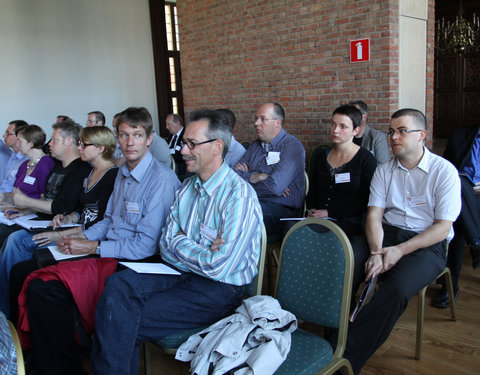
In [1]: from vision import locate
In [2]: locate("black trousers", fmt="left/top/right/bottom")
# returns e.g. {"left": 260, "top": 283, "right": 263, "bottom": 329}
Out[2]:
{"left": 27, "top": 279, "right": 88, "bottom": 375}
{"left": 344, "top": 224, "right": 446, "bottom": 374}
{"left": 444, "top": 176, "right": 480, "bottom": 288}
{"left": 9, "top": 259, "right": 38, "bottom": 326}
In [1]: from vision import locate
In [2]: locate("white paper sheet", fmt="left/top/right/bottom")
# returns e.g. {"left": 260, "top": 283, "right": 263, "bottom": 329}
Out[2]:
{"left": 119, "top": 262, "right": 181, "bottom": 275}
{"left": 48, "top": 245, "right": 87, "bottom": 261}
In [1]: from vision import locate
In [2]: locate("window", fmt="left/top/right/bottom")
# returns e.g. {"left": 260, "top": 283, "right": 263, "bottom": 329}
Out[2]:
{"left": 165, "top": 2, "right": 183, "bottom": 116}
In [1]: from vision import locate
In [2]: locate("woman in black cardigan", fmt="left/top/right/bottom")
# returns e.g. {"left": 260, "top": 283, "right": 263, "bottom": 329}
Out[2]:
{"left": 307, "top": 105, "right": 378, "bottom": 237}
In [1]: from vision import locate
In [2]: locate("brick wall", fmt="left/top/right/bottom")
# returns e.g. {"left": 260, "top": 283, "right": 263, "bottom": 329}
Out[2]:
{"left": 177, "top": 0, "right": 432, "bottom": 158}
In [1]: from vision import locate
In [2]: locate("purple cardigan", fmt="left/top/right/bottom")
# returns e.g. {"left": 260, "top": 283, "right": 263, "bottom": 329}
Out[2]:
{"left": 14, "top": 156, "right": 55, "bottom": 199}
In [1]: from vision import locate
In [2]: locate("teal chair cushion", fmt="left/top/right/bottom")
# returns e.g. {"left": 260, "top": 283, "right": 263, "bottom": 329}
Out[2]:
{"left": 275, "top": 328, "right": 333, "bottom": 375}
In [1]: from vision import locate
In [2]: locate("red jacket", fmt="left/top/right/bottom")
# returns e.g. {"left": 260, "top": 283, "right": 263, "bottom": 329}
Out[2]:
{"left": 17, "top": 257, "right": 118, "bottom": 349}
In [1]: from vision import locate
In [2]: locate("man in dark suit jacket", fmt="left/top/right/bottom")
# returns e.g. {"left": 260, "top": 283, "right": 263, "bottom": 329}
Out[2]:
{"left": 434, "top": 123, "right": 480, "bottom": 308}
{"left": 165, "top": 114, "right": 187, "bottom": 178}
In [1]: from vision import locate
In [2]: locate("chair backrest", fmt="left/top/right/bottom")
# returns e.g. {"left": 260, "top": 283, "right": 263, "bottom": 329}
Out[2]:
{"left": 274, "top": 218, "right": 353, "bottom": 355}
{"left": 302, "top": 170, "right": 310, "bottom": 216}
{"left": 245, "top": 223, "right": 267, "bottom": 297}
{"left": 241, "top": 141, "right": 251, "bottom": 149}
{"left": 8, "top": 320, "right": 25, "bottom": 375}
{"left": 307, "top": 143, "right": 332, "bottom": 179}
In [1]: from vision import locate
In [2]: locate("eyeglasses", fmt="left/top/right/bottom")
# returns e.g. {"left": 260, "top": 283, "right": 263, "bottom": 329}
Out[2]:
{"left": 386, "top": 129, "right": 423, "bottom": 137}
{"left": 253, "top": 116, "right": 278, "bottom": 123}
{"left": 4, "top": 131, "right": 15, "bottom": 136}
{"left": 182, "top": 138, "right": 218, "bottom": 150}
{"left": 79, "top": 141, "right": 95, "bottom": 149}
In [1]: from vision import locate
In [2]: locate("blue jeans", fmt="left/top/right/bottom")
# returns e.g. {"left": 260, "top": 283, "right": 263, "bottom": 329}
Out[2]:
{"left": 0, "top": 229, "right": 38, "bottom": 317}
{"left": 259, "top": 199, "right": 295, "bottom": 237}
{"left": 91, "top": 269, "right": 244, "bottom": 375}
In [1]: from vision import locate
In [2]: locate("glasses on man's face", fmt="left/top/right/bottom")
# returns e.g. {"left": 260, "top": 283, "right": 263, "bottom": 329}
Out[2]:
{"left": 4, "top": 131, "right": 15, "bottom": 136}
{"left": 253, "top": 116, "right": 277, "bottom": 124}
{"left": 79, "top": 141, "right": 95, "bottom": 149}
{"left": 182, "top": 138, "right": 218, "bottom": 150}
{"left": 386, "top": 129, "right": 423, "bottom": 137}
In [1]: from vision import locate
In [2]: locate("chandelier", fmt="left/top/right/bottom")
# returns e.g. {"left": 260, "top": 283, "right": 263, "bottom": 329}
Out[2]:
{"left": 436, "top": 2, "right": 480, "bottom": 55}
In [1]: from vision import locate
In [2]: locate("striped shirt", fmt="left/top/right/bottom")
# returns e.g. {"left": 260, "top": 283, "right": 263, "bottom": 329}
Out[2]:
{"left": 160, "top": 163, "right": 263, "bottom": 286}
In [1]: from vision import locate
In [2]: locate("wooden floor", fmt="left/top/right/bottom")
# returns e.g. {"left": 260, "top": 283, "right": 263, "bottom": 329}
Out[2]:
{"left": 142, "top": 250, "right": 480, "bottom": 375}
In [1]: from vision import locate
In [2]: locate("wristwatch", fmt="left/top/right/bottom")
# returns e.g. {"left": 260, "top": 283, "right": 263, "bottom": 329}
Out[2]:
{"left": 95, "top": 241, "right": 101, "bottom": 255}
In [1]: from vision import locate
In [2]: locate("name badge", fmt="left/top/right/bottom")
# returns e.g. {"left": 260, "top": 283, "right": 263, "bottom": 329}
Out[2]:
{"left": 266, "top": 151, "right": 280, "bottom": 165}
{"left": 200, "top": 223, "right": 218, "bottom": 242}
{"left": 335, "top": 172, "right": 351, "bottom": 184}
{"left": 126, "top": 201, "right": 140, "bottom": 213}
{"left": 407, "top": 196, "right": 427, "bottom": 207}
{"left": 170, "top": 148, "right": 176, "bottom": 154}
{"left": 23, "top": 176, "right": 36, "bottom": 185}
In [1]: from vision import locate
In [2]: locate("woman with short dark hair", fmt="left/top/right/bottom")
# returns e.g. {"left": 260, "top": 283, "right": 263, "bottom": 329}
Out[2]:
{"left": 13, "top": 125, "right": 54, "bottom": 199}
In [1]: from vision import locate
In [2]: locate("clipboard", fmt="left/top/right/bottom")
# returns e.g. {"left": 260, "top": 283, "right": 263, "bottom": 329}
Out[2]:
{"left": 350, "top": 276, "right": 378, "bottom": 323}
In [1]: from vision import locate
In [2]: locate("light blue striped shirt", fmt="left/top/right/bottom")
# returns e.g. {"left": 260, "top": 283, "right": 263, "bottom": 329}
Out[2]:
{"left": 160, "top": 163, "right": 263, "bottom": 286}
{"left": 0, "top": 150, "right": 28, "bottom": 193}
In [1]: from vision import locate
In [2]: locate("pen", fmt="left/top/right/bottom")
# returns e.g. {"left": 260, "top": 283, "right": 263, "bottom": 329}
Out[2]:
{"left": 7, "top": 211, "right": 19, "bottom": 214}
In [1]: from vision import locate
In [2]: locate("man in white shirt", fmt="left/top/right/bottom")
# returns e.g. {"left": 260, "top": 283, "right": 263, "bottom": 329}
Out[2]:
{"left": 341, "top": 108, "right": 461, "bottom": 373}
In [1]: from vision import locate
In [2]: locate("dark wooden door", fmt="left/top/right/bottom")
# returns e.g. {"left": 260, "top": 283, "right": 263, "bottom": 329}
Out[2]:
{"left": 434, "top": 0, "right": 480, "bottom": 137}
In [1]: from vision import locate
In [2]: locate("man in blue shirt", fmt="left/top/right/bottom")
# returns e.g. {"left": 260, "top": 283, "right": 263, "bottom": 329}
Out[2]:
{"left": 235, "top": 102, "right": 305, "bottom": 236}
{"left": 91, "top": 109, "right": 263, "bottom": 375}
{"left": 24, "top": 107, "right": 180, "bottom": 374}
{"left": 0, "top": 120, "right": 29, "bottom": 202}
{"left": 217, "top": 108, "right": 246, "bottom": 167}
{"left": 433, "top": 123, "right": 480, "bottom": 308}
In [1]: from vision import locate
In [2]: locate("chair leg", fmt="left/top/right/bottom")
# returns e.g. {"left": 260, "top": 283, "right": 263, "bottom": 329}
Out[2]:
{"left": 443, "top": 268, "right": 457, "bottom": 322}
{"left": 415, "top": 286, "right": 427, "bottom": 360}
{"left": 266, "top": 242, "right": 280, "bottom": 295}
{"left": 143, "top": 342, "right": 152, "bottom": 375}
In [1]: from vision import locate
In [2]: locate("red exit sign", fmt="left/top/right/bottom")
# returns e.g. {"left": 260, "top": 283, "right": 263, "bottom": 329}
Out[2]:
{"left": 350, "top": 38, "right": 370, "bottom": 63}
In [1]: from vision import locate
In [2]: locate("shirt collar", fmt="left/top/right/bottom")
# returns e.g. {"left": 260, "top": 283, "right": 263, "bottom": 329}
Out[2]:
{"left": 262, "top": 128, "right": 286, "bottom": 151}
{"left": 394, "top": 146, "right": 430, "bottom": 173}
{"left": 120, "top": 151, "right": 153, "bottom": 182}
{"left": 14, "top": 151, "right": 25, "bottom": 160}
{"left": 194, "top": 162, "right": 229, "bottom": 197}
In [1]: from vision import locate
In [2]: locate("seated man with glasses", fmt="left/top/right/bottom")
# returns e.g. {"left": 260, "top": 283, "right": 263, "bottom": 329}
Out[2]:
{"left": 335, "top": 108, "right": 461, "bottom": 374}
{"left": 90, "top": 109, "right": 263, "bottom": 374}
{"left": 234, "top": 102, "right": 305, "bottom": 236}
{"left": 0, "top": 120, "right": 29, "bottom": 204}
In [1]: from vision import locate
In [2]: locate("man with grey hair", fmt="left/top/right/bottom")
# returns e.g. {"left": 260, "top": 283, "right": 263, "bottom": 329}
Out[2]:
{"left": 86, "top": 111, "right": 106, "bottom": 127}
{"left": 349, "top": 100, "right": 390, "bottom": 164}
{"left": 235, "top": 102, "right": 305, "bottom": 237}
{"left": 340, "top": 108, "right": 461, "bottom": 373}
{"left": 91, "top": 109, "right": 263, "bottom": 374}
